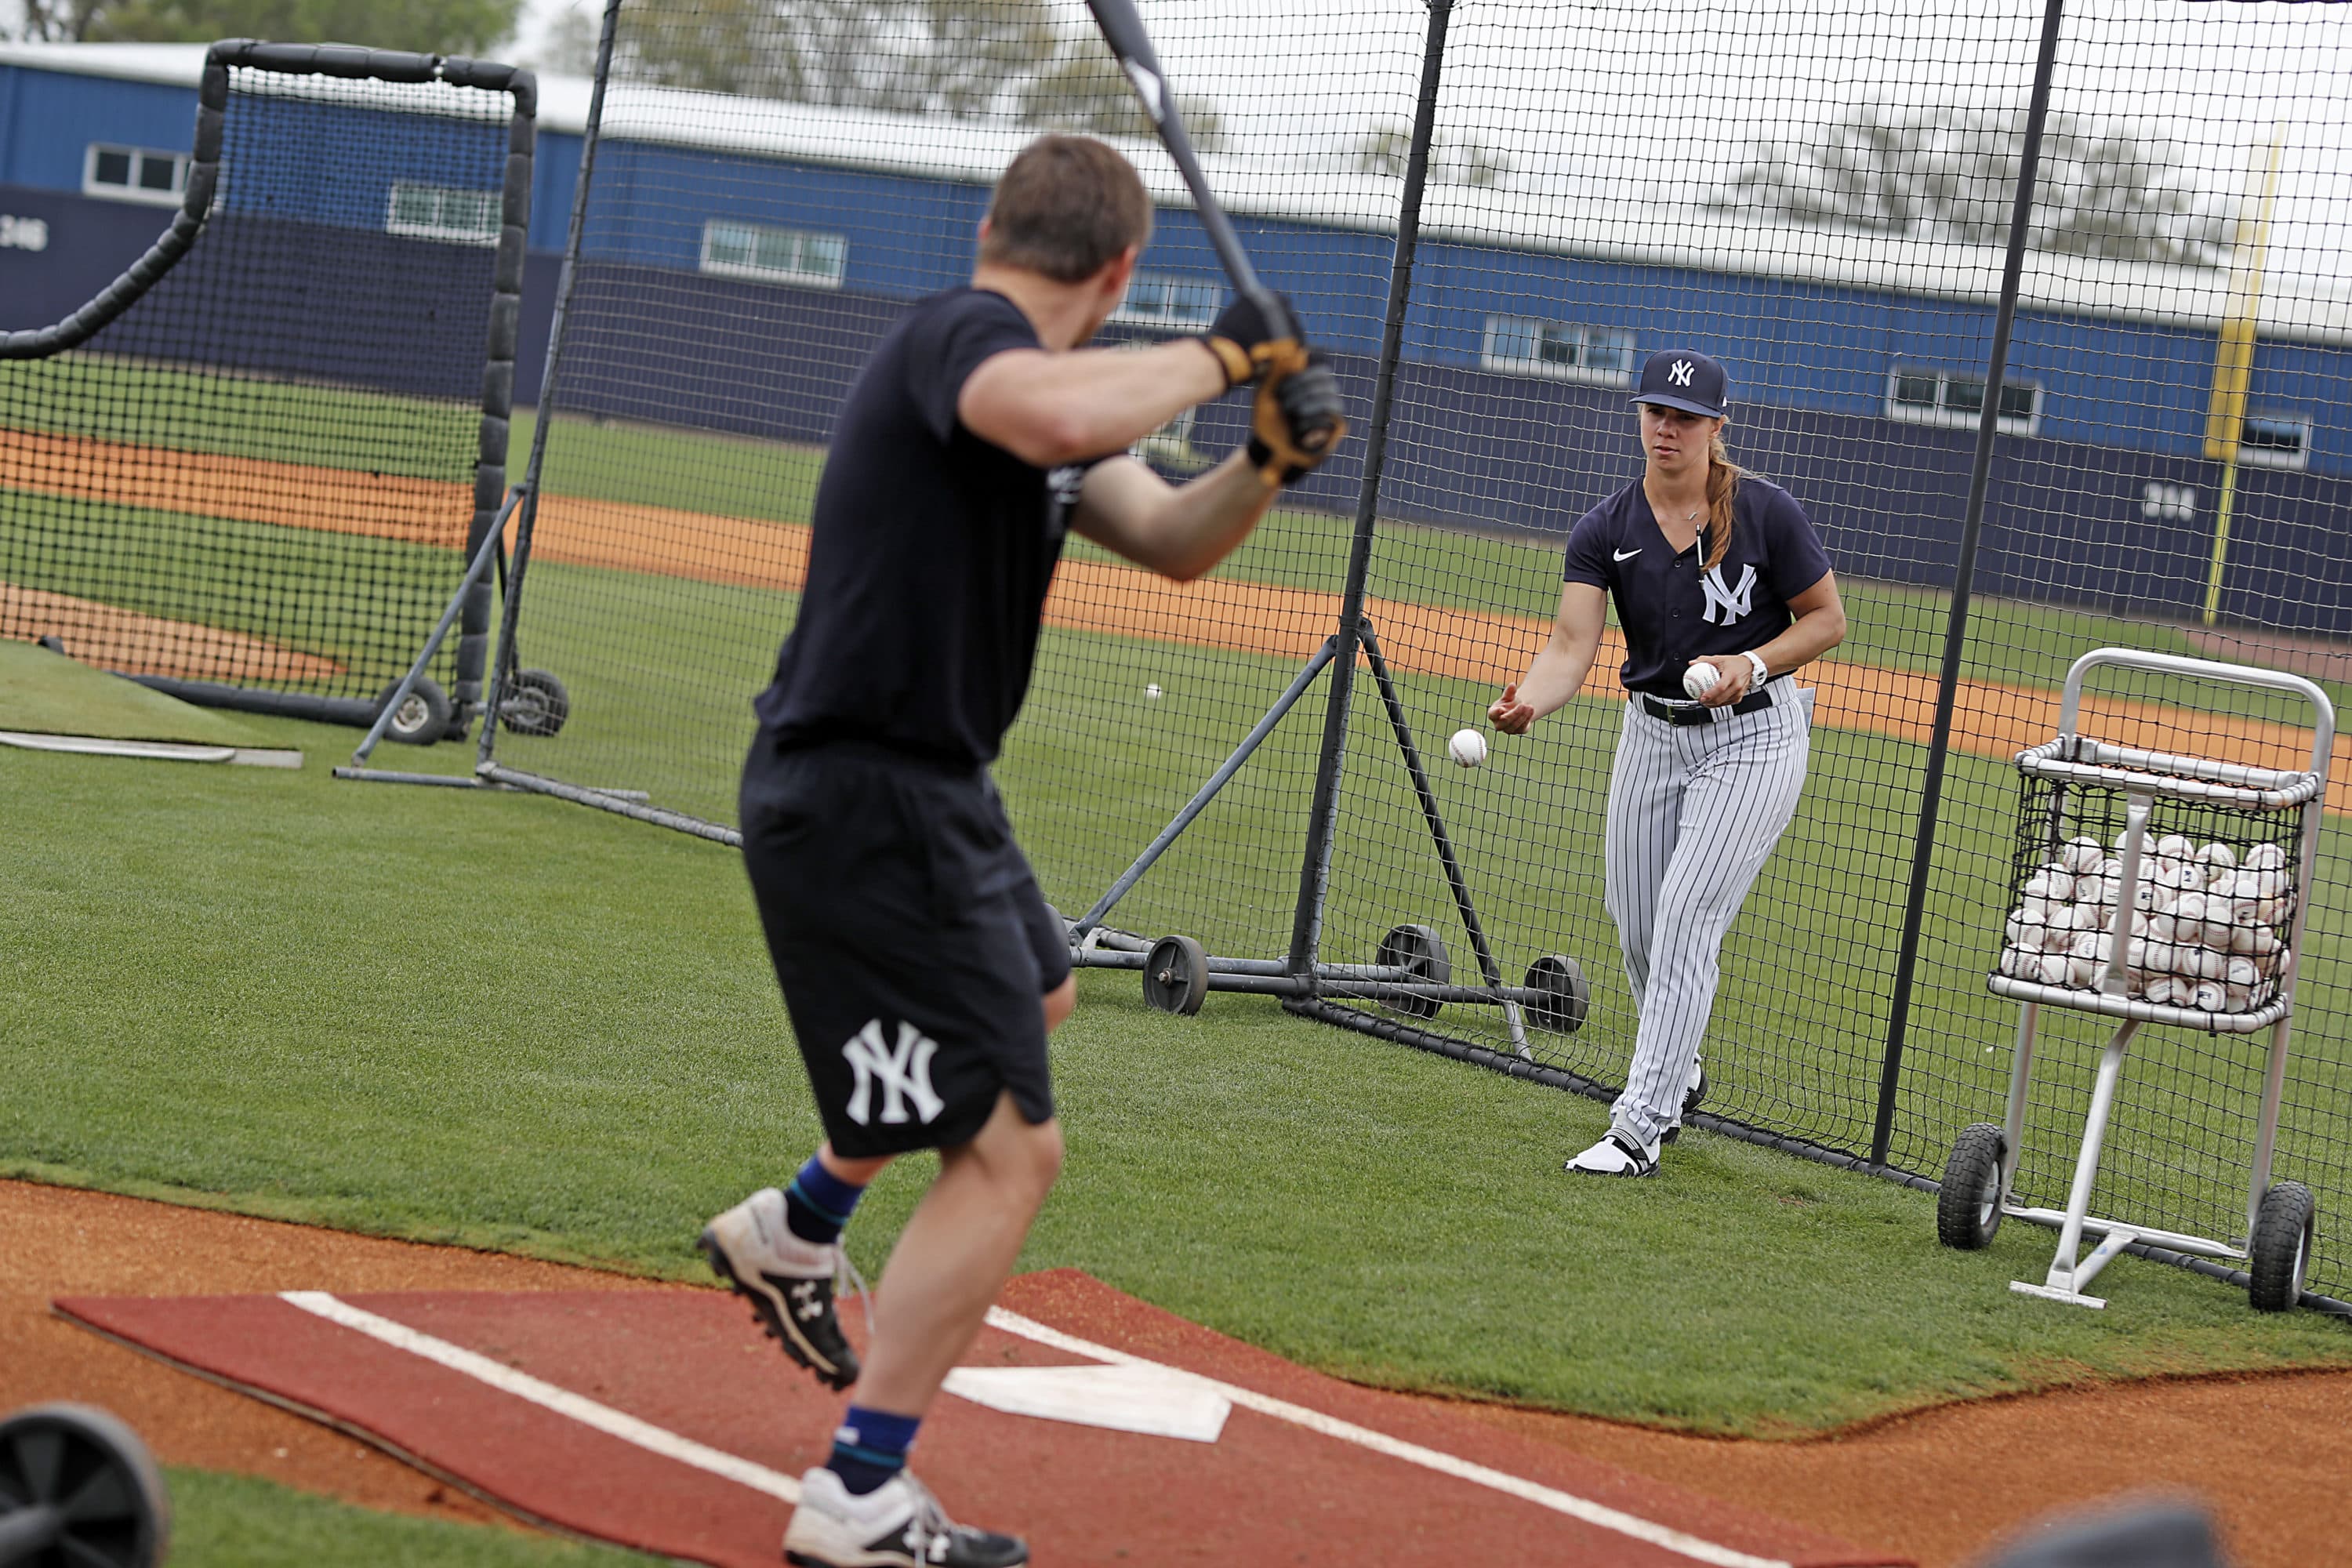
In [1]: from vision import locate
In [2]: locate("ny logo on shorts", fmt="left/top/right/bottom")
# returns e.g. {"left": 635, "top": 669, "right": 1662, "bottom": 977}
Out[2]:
{"left": 842, "top": 1018, "right": 946, "bottom": 1126}
{"left": 1698, "top": 563, "right": 1758, "bottom": 625}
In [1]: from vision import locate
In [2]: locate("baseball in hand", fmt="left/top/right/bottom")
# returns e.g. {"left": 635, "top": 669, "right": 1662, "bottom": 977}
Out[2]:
{"left": 1448, "top": 728, "right": 1488, "bottom": 768}
{"left": 1682, "top": 662, "right": 1720, "bottom": 700}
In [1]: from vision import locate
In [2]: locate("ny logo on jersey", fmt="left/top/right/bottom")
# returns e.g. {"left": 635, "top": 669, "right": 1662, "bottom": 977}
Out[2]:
{"left": 1668, "top": 359, "right": 1695, "bottom": 387}
{"left": 842, "top": 1019, "right": 945, "bottom": 1126}
{"left": 1698, "top": 563, "right": 1758, "bottom": 625}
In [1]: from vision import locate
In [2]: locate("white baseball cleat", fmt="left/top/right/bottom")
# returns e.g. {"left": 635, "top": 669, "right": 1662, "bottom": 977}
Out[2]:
{"left": 1663, "top": 1054, "right": 1708, "bottom": 1145}
{"left": 699, "top": 1187, "right": 863, "bottom": 1390}
{"left": 784, "top": 1467, "right": 1028, "bottom": 1567}
{"left": 1566, "top": 1131, "right": 1658, "bottom": 1178}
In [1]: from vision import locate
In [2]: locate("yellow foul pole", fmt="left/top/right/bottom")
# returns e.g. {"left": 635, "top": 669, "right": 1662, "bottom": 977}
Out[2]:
{"left": 2201, "top": 128, "right": 2286, "bottom": 626}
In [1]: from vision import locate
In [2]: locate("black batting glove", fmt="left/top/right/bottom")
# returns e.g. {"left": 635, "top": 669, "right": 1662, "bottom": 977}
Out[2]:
{"left": 1196, "top": 290, "right": 1297, "bottom": 389}
{"left": 1246, "top": 348, "right": 1347, "bottom": 485}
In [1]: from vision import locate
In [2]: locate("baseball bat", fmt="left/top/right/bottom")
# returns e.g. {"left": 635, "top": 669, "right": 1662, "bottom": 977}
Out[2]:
{"left": 1083, "top": 0, "right": 1290, "bottom": 339}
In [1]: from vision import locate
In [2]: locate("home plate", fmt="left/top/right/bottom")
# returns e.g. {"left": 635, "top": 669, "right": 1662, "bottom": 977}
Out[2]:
{"left": 944, "top": 1362, "right": 1230, "bottom": 1442}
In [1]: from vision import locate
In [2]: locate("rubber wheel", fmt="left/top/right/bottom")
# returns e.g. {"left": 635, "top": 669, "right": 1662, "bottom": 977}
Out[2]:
{"left": 0, "top": 1403, "right": 171, "bottom": 1567}
{"left": 1142, "top": 935, "right": 1207, "bottom": 1017}
{"left": 499, "top": 668, "right": 570, "bottom": 738}
{"left": 1523, "top": 954, "right": 1589, "bottom": 1033}
{"left": 376, "top": 675, "right": 452, "bottom": 746}
{"left": 1376, "top": 924, "right": 1451, "bottom": 1019}
{"left": 2248, "top": 1181, "right": 2315, "bottom": 1312}
{"left": 1936, "top": 1123, "right": 2008, "bottom": 1250}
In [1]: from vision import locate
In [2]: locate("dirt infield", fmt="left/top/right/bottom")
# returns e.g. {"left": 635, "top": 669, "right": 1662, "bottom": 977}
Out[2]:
{"left": 8, "top": 429, "right": 2347, "bottom": 804}
{"left": 11, "top": 1181, "right": 2349, "bottom": 1567}
{"left": 0, "top": 579, "right": 343, "bottom": 684}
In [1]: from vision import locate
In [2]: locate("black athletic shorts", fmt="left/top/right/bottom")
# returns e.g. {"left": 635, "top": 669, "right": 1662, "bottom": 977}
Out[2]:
{"left": 739, "top": 735, "right": 1071, "bottom": 1159}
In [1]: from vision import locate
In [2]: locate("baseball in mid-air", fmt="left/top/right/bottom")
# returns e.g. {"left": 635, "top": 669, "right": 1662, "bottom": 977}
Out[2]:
{"left": 1448, "top": 728, "right": 1488, "bottom": 768}
{"left": 1682, "top": 662, "right": 1720, "bottom": 700}
{"left": 1144, "top": 682, "right": 1163, "bottom": 700}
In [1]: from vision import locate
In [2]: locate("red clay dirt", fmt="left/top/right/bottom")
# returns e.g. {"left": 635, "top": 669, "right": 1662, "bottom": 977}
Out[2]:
{"left": 7, "top": 430, "right": 2346, "bottom": 809}
{"left": 11, "top": 1181, "right": 2351, "bottom": 1566}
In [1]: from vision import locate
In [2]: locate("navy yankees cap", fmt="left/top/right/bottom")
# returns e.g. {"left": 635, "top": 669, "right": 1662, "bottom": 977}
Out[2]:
{"left": 1629, "top": 349, "right": 1728, "bottom": 419}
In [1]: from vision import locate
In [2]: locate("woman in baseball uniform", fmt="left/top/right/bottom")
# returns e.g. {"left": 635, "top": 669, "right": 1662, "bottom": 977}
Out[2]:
{"left": 1489, "top": 348, "right": 1847, "bottom": 1178}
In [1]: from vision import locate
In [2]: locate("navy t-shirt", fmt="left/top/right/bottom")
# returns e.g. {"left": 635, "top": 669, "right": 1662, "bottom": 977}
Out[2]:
{"left": 1561, "top": 474, "right": 1832, "bottom": 699}
{"left": 755, "top": 288, "right": 1104, "bottom": 765}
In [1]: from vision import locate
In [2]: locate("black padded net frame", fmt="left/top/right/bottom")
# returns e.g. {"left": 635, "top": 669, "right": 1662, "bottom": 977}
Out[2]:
{"left": 0, "top": 41, "right": 535, "bottom": 737}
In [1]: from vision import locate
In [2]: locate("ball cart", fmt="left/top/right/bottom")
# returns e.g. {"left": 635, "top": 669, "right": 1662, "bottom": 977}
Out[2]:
{"left": 1939, "top": 648, "right": 2332, "bottom": 1312}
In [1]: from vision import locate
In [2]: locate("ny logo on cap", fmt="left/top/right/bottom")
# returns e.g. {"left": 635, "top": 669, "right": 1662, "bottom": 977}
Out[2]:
{"left": 1668, "top": 360, "right": 1694, "bottom": 387}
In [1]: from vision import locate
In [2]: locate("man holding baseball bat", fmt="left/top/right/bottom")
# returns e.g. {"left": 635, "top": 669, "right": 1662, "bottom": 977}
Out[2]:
{"left": 700, "top": 133, "right": 1343, "bottom": 1568}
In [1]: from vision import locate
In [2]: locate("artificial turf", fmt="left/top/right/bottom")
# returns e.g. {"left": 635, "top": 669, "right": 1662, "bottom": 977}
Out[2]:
{"left": 3, "top": 720, "right": 2347, "bottom": 1442}
{"left": 162, "top": 1468, "right": 651, "bottom": 1567}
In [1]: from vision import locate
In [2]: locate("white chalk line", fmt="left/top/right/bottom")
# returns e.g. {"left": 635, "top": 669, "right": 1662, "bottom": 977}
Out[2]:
{"left": 278, "top": 1291, "right": 800, "bottom": 1504}
{"left": 984, "top": 1306, "right": 1794, "bottom": 1568}
{"left": 280, "top": 1290, "right": 1793, "bottom": 1568}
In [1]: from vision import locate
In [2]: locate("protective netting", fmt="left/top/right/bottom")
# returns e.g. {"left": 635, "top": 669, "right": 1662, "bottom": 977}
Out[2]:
{"left": 0, "top": 56, "right": 528, "bottom": 731}
{"left": 492, "top": 0, "right": 2352, "bottom": 1305}
{"left": 485, "top": 0, "right": 1421, "bottom": 959}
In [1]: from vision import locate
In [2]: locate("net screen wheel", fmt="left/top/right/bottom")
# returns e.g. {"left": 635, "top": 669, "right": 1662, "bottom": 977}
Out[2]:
{"left": 1142, "top": 934, "right": 1207, "bottom": 1017}
{"left": 1376, "top": 924, "right": 1450, "bottom": 1019}
{"left": 376, "top": 675, "right": 452, "bottom": 746}
{"left": 1523, "top": 954, "right": 1588, "bottom": 1033}
{"left": 0, "top": 1403, "right": 170, "bottom": 1568}
{"left": 2248, "top": 1180, "right": 2315, "bottom": 1312}
{"left": 499, "top": 668, "right": 571, "bottom": 738}
{"left": 1936, "top": 1123, "right": 2008, "bottom": 1250}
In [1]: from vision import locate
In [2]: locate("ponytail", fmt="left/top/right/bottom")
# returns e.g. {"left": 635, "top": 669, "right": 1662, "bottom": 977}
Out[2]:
{"left": 1701, "top": 430, "right": 1740, "bottom": 572}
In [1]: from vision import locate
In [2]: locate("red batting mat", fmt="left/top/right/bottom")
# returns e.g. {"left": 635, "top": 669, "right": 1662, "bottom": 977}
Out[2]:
{"left": 55, "top": 1270, "right": 1907, "bottom": 1566}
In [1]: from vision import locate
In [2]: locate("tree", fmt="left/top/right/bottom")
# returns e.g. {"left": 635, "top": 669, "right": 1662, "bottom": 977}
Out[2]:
{"left": 1710, "top": 104, "right": 2231, "bottom": 268}
{"left": 10, "top": 0, "right": 520, "bottom": 53}
{"left": 528, "top": 2, "right": 598, "bottom": 76}
{"left": 616, "top": 0, "right": 1225, "bottom": 147}
{"left": 1351, "top": 122, "right": 1512, "bottom": 189}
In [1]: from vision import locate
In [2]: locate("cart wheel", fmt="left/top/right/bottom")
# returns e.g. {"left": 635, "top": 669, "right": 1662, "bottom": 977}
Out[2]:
{"left": 375, "top": 676, "right": 452, "bottom": 746}
{"left": 2248, "top": 1181, "right": 2315, "bottom": 1312}
{"left": 1936, "top": 1123, "right": 2008, "bottom": 1251}
{"left": 1142, "top": 935, "right": 1207, "bottom": 1017}
{"left": 499, "top": 668, "right": 570, "bottom": 738}
{"left": 0, "top": 1403, "right": 171, "bottom": 1568}
{"left": 1376, "top": 924, "right": 1450, "bottom": 1019}
{"left": 1523, "top": 954, "right": 1588, "bottom": 1033}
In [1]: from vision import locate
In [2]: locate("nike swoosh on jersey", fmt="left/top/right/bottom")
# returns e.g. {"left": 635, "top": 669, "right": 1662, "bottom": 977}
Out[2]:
{"left": 1613, "top": 548, "right": 1642, "bottom": 561}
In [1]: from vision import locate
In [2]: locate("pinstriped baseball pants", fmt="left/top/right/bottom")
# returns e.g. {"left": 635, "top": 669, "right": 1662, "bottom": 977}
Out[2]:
{"left": 1602, "top": 685, "right": 1814, "bottom": 1148}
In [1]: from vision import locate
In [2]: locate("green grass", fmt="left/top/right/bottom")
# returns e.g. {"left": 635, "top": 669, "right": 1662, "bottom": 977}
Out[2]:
{"left": 0, "top": 636, "right": 261, "bottom": 743}
{"left": 164, "top": 1468, "right": 652, "bottom": 1566}
{"left": 2, "top": 723, "right": 2347, "bottom": 1442}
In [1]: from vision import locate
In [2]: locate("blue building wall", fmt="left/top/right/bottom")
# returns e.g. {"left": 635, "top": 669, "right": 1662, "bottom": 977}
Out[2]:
{"left": 4, "top": 60, "right": 2350, "bottom": 634}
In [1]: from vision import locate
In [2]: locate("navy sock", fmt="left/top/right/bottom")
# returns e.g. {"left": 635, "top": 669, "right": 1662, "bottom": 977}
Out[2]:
{"left": 827, "top": 1406, "right": 919, "bottom": 1496}
{"left": 784, "top": 1154, "right": 866, "bottom": 1245}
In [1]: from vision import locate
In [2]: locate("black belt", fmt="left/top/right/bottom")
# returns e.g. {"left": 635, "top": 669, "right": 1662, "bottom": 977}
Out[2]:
{"left": 1640, "top": 682, "right": 1777, "bottom": 727}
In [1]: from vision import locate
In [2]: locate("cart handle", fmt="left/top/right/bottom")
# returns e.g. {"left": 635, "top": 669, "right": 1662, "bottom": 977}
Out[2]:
{"left": 2060, "top": 648, "right": 2335, "bottom": 782}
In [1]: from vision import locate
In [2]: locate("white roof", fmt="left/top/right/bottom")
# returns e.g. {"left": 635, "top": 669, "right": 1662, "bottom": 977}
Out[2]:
{"left": 9, "top": 40, "right": 2351, "bottom": 346}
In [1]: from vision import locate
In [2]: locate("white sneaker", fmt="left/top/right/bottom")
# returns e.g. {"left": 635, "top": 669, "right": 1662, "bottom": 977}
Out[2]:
{"left": 1663, "top": 1054, "right": 1709, "bottom": 1145}
{"left": 699, "top": 1188, "right": 862, "bottom": 1390}
{"left": 783, "top": 1467, "right": 1028, "bottom": 1567}
{"left": 1566, "top": 1131, "right": 1658, "bottom": 1178}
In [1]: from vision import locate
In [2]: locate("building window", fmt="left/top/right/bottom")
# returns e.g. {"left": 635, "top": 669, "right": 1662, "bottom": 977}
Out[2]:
{"left": 699, "top": 220, "right": 848, "bottom": 288}
{"left": 1481, "top": 316, "right": 1636, "bottom": 384}
{"left": 84, "top": 144, "right": 188, "bottom": 206}
{"left": 2141, "top": 482, "right": 2198, "bottom": 522}
{"left": 2236, "top": 412, "right": 2310, "bottom": 471}
{"left": 386, "top": 183, "right": 502, "bottom": 245}
{"left": 1886, "top": 366, "right": 2041, "bottom": 436}
{"left": 1112, "top": 271, "right": 1221, "bottom": 331}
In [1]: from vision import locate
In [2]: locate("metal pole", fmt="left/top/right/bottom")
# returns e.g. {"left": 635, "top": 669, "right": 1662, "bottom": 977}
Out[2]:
{"left": 1076, "top": 637, "right": 1338, "bottom": 935}
{"left": 1871, "top": 0, "right": 2067, "bottom": 1167}
{"left": 346, "top": 488, "right": 523, "bottom": 767}
{"left": 477, "top": 0, "right": 624, "bottom": 774}
{"left": 1286, "top": 0, "right": 1454, "bottom": 978}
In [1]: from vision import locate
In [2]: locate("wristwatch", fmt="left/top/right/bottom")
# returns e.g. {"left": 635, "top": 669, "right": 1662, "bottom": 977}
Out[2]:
{"left": 1744, "top": 649, "right": 1770, "bottom": 689}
